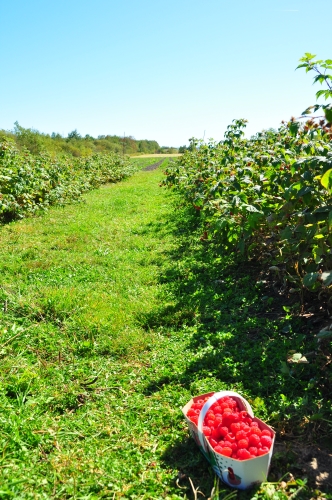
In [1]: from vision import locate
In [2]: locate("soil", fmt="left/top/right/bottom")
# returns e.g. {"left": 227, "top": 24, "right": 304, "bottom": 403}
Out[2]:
{"left": 143, "top": 159, "right": 166, "bottom": 171}
{"left": 272, "top": 441, "right": 332, "bottom": 489}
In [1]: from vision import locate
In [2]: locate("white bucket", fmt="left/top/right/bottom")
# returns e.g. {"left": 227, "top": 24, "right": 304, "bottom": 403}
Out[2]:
{"left": 182, "top": 391, "right": 275, "bottom": 490}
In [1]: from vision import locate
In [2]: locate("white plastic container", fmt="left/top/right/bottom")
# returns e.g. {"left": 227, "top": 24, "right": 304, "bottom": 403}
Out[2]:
{"left": 182, "top": 390, "right": 275, "bottom": 490}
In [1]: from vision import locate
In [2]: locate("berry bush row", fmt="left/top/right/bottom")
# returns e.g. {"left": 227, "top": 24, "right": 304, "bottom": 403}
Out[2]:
{"left": 163, "top": 55, "right": 332, "bottom": 295}
{"left": 0, "top": 140, "right": 137, "bottom": 222}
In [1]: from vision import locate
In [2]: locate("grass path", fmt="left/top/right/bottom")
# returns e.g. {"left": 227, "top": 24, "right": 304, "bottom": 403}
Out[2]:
{"left": 0, "top": 165, "right": 195, "bottom": 499}
{"left": 0, "top": 164, "right": 329, "bottom": 499}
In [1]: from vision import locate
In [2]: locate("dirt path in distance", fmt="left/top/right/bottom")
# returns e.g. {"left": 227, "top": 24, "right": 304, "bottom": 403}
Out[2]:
{"left": 142, "top": 159, "right": 167, "bottom": 171}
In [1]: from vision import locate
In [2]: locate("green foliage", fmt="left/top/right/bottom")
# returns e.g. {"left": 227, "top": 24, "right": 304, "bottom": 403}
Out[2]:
{"left": 0, "top": 123, "right": 174, "bottom": 157}
{"left": 297, "top": 53, "right": 332, "bottom": 123}
{"left": 163, "top": 117, "right": 332, "bottom": 287}
{"left": 0, "top": 139, "right": 138, "bottom": 221}
{"left": 163, "top": 51, "right": 332, "bottom": 296}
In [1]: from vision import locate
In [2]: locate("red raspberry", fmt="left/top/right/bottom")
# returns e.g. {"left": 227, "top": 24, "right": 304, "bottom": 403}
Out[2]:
{"left": 228, "top": 412, "right": 239, "bottom": 423}
{"left": 239, "top": 423, "right": 250, "bottom": 433}
{"left": 219, "top": 447, "right": 232, "bottom": 457}
{"left": 223, "top": 440, "right": 233, "bottom": 448}
{"left": 218, "top": 426, "right": 229, "bottom": 438}
{"left": 249, "top": 446, "right": 258, "bottom": 456}
{"left": 235, "top": 430, "right": 247, "bottom": 441}
{"left": 214, "top": 445, "right": 224, "bottom": 454}
{"left": 213, "top": 406, "right": 222, "bottom": 415}
{"left": 257, "top": 446, "right": 269, "bottom": 456}
{"left": 187, "top": 408, "right": 198, "bottom": 417}
{"left": 225, "top": 433, "right": 236, "bottom": 442}
{"left": 192, "top": 403, "right": 203, "bottom": 410}
{"left": 231, "top": 442, "right": 238, "bottom": 452}
{"left": 249, "top": 426, "right": 261, "bottom": 436}
{"left": 222, "top": 414, "right": 232, "bottom": 427}
{"left": 244, "top": 417, "right": 253, "bottom": 425}
{"left": 230, "top": 422, "right": 241, "bottom": 434}
{"left": 211, "top": 428, "right": 220, "bottom": 440}
{"left": 237, "top": 438, "right": 249, "bottom": 449}
{"left": 260, "top": 436, "right": 272, "bottom": 448}
{"left": 206, "top": 411, "right": 215, "bottom": 420}
{"left": 237, "top": 448, "right": 251, "bottom": 460}
{"left": 220, "top": 403, "right": 231, "bottom": 411}
{"left": 261, "top": 429, "right": 272, "bottom": 438}
{"left": 214, "top": 416, "right": 223, "bottom": 426}
{"left": 239, "top": 411, "right": 248, "bottom": 420}
{"left": 203, "top": 426, "right": 212, "bottom": 436}
{"left": 248, "top": 434, "right": 261, "bottom": 447}
{"left": 209, "top": 438, "right": 218, "bottom": 448}
{"left": 190, "top": 415, "right": 198, "bottom": 425}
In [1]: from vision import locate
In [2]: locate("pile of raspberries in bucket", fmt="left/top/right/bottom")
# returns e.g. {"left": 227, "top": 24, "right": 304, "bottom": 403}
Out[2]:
{"left": 186, "top": 394, "right": 273, "bottom": 460}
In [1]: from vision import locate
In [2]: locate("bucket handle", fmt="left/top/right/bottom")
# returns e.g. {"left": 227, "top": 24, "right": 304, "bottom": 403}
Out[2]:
{"left": 197, "top": 390, "right": 254, "bottom": 451}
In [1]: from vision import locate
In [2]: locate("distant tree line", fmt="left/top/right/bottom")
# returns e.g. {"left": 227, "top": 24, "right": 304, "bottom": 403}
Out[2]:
{"left": 178, "top": 141, "right": 196, "bottom": 153}
{"left": 0, "top": 123, "right": 178, "bottom": 157}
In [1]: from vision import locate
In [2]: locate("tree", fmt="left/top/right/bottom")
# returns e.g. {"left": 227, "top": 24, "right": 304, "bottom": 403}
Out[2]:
{"left": 67, "top": 129, "right": 81, "bottom": 141}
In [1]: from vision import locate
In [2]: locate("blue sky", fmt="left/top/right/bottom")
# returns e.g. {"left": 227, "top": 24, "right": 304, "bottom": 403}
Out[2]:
{"left": 0, "top": 0, "right": 331, "bottom": 147}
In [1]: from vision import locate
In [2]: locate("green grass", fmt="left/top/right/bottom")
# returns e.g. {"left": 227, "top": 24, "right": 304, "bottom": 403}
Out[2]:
{"left": 0, "top": 163, "right": 330, "bottom": 499}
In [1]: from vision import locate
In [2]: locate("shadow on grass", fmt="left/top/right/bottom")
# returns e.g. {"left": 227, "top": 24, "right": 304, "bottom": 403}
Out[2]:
{"left": 136, "top": 201, "right": 331, "bottom": 430}
{"left": 132, "top": 197, "right": 332, "bottom": 497}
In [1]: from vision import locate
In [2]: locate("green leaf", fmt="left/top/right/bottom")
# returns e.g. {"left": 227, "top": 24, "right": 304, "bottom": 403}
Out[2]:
{"left": 280, "top": 227, "right": 292, "bottom": 240}
{"left": 232, "top": 195, "right": 241, "bottom": 206}
{"left": 245, "top": 204, "right": 262, "bottom": 213}
{"left": 289, "top": 121, "right": 299, "bottom": 137}
{"left": 303, "top": 272, "right": 320, "bottom": 288}
{"left": 313, "top": 205, "right": 332, "bottom": 214}
{"left": 297, "top": 186, "right": 313, "bottom": 197}
{"left": 280, "top": 362, "right": 290, "bottom": 375}
{"left": 238, "top": 238, "right": 245, "bottom": 254}
{"left": 324, "top": 107, "right": 332, "bottom": 123}
{"left": 321, "top": 169, "right": 332, "bottom": 191}
{"left": 317, "top": 330, "right": 332, "bottom": 339}
{"left": 316, "top": 90, "right": 330, "bottom": 100}
{"left": 313, "top": 74, "right": 327, "bottom": 85}
{"left": 310, "top": 414, "right": 324, "bottom": 421}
